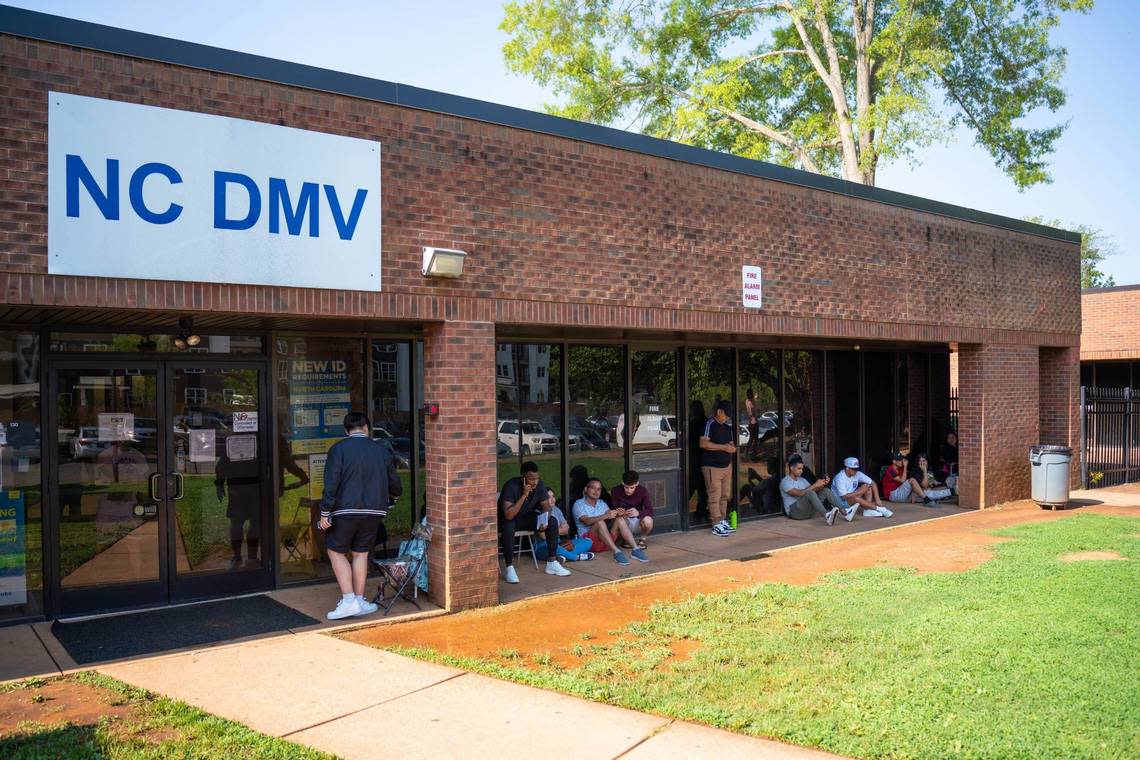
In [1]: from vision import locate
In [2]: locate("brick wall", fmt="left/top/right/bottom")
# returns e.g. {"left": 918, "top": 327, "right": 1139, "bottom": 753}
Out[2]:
{"left": 1081, "top": 288, "right": 1140, "bottom": 361}
{"left": 0, "top": 36, "right": 1080, "bottom": 348}
{"left": 1039, "top": 346, "right": 1080, "bottom": 488}
{"left": 957, "top": 344, "right": 1040, "bottom": 507}
{"left": 422, "top": 320, "right": 499, "bottom": 610}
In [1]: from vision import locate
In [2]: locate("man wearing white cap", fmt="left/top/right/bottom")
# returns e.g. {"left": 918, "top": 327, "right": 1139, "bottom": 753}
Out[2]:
{"left": 831, "top": 456, "right": 892, "bottom": 519}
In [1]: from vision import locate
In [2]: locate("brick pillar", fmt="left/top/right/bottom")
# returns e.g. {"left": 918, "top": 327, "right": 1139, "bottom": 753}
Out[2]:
{"left": 957, "top": 344, "right": 1040, "bottom": 507}
{"left": 422, "top": 320, "right": 499, "bottom": 611}
{"left": 1039, "top": 346, "right": 1080, "bottom": 488}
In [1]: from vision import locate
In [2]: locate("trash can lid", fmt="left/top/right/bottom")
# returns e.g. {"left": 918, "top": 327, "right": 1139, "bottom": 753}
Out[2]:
{"left": 1030, "top": 444, "right": 1072, "bottom": 455}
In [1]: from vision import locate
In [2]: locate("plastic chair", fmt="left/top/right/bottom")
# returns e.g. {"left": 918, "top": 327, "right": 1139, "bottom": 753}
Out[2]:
{"left": 514, "top": 530, "right": 538, "bottom": 568}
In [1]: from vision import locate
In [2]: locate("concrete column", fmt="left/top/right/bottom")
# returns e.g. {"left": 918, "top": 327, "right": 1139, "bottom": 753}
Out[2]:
{"left": 422, "top": 320, "right": 499, "bottom": 611}
{"left": 1038, "top": 346, "right": 1081, "bottom": 488}
{"left": 957, "top": 344, "right": 1040, "bottom": 508}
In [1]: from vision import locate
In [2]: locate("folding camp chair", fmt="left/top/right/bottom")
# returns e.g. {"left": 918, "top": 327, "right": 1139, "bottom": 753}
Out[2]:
{"left": 371, "top": 520, "right": 433, "bottom": 615}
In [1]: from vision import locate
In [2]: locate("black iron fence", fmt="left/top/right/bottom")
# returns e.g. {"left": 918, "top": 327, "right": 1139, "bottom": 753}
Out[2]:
{"left": 1081, "top": 386, "right": 1140, "bottom": 488}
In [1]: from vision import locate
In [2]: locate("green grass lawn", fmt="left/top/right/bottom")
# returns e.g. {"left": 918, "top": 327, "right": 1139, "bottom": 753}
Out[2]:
{"left": 0, "top": 671, "right": 332, "bottom": 760}
{"left": 397, "top": 513, "right": 1139, "bottom": 759}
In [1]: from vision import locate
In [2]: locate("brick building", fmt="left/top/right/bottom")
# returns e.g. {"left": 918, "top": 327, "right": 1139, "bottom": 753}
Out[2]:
{"left": 0, "top": 7, "right": 1081, "bottom": 622}
{"left": 1081, "top": 285, "right": 1140, "bottom": 386}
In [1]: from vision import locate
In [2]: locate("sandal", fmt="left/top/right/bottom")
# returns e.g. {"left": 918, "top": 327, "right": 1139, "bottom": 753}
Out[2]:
{"left": 637, "top": 539, "right": 647, "bottom": 550}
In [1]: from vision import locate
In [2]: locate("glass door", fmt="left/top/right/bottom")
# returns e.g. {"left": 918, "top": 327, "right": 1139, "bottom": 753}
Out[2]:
{"left": 167, "top": 362, "right": 270, "bottom": 600}
{"left": 52, "top": 363, "right": 167, "bottom": 614}
{"left": 50, "top": 361, "right": 270, "bottom": 615}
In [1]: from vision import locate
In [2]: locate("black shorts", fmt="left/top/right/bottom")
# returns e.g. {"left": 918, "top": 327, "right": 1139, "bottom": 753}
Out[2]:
{"left": 324, "top": 516, "right": 382, "bottom": 554}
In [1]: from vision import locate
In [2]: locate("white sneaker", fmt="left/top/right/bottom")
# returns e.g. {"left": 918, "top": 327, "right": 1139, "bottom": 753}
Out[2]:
{"left": 327, "top": 597, "right": 362, "bottom": 620}
{"left": 354, "top": 599, "right": 379, "bottom": 616}
{"left": 844, "top": 506, "right": 857, "bottom": 522}
{"left": 878, "top": 506, "right": 894, "bottom": 517}
{"left": 825, "top": 507, "right": 838, "bottom": 526}
{"left": 503, "top": 565, "right": 520, "bottom": 584}
{"left": 712, "top": 523, "right": 730, "bottom": 537}
{"left": 545, "top": 560, "right": 571, "bottom": 577}
{"left": 863, "top": 508, "right": 884, "bottom": 517}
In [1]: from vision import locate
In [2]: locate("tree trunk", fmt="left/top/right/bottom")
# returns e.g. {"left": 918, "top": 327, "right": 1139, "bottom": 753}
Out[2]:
{"left": 852, "top": 0, "right": 876, "bottom": 185}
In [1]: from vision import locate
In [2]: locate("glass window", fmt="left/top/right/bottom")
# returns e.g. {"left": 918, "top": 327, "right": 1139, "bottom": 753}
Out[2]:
{"left": 496, "top": 344, "right": 564, "bottom": 504}
{"left": 785, "top": 350, "right": 824, "bottom": 478}
{"left": 275, "top": 336, "right": 365, "bottom": 584}
{"left": 0, "top": 334, "right": 42, "bottom": 620}
{"left": 371, "top": 341, "right": 416, "bottom": 552}
{"left": 567, "top": 345, "right": 625, "bottom": 507}
{"left": 685, "top": 348, "right": 734, "bottom": 524}
{"left": 631, "top": 351, "right": 679, "bottom": 452}
{"left": 827, "top": 351, "right": 861, "bottom": 477}
{"left": 737, "top": 350, "right": 780, "bottom": 514}
{"left": 863, "top": 351, "right": 895, "bottom": 479}
{"left": 51, "top": 333, "right": 264, "bottom": 354}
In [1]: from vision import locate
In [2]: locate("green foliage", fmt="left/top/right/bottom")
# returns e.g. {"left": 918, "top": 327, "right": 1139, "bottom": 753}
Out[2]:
{"left": 501, "top": 0, "right": 1093, "bottom": 188}
{"left": 1025, "top": 215, "right": 1117, "bottom": 288}
{"left": 394, "top": 513, "right": 1140, "bottom": 758}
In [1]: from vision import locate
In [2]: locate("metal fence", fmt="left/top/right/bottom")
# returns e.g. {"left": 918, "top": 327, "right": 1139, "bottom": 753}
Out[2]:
{"left": 1081, "top": 386, "right": 1140, "bottom": 488}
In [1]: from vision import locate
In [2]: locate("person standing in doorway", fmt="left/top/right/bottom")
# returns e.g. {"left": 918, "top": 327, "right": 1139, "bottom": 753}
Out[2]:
{"left": 701, "top": 400, "right": 737, "bottom": 536}
{"left": 318, "top": 412, "right": 402, "bottom": 620}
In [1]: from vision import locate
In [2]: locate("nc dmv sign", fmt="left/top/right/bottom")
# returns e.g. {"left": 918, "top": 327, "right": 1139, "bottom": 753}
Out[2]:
{"left": 48, "top": 92, "right": 381, "bottom": 291}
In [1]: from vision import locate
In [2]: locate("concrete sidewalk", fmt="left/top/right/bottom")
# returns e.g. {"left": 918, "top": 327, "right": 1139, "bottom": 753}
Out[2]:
{"left": 96, "top": 631, "right": 840, "bottom": 759}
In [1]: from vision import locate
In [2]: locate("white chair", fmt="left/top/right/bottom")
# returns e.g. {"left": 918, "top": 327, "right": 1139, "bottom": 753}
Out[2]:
{"left": 514, "top": 530, "right": 538, "bottom": 568}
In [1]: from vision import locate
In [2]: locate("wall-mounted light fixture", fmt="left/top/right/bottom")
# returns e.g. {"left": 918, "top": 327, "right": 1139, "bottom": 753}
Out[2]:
{"left": 421, "top": 247, "right": 467, "bottom": 278}
{"left": 173, "top": 317, "right": 201, "bottom": 350}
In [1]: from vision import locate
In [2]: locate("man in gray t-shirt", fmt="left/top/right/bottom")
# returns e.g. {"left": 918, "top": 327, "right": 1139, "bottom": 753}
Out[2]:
{"left": 779, "top": 454, "right": 848, "bottom": 524}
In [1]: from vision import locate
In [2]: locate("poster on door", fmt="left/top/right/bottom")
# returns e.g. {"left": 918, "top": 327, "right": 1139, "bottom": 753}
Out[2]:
{"left": 0, "top": 490, "right": 27, "bottom": 607}
{"left": 307, "top": 453, "right": 327, "bottom": 500}
{"left": 288, "top": 356, "right": 352, "bottom": 455}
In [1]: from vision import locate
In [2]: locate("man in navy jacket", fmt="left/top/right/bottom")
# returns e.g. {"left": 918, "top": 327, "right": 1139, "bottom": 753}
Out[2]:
{"left": 319, "top": 412, "right": 402, "bottom": 619}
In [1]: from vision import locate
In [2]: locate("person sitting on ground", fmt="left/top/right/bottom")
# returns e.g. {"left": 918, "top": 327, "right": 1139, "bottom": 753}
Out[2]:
{"left": 940, "top": 431, "right": 959, "bottom": 478}
{"left": 534, "top": 488, "right": 595, "bottom": 563}
{"left": 572, "top": 478, "right": 648, "bottom": 566}
{"left": 882, "top": 451, "right": 938, "bottom": 507}
{"left": 831, "top": 456, "right": 890, "bottom": 519}
{"left": 498, "top": 461, "right": 571, "bottom": 583}
{"left": 609, "top": 470, "right": 655, "bottom": 549}
{"left": 780, "top": 454, "right": 848, "bottom": 524}
{"left": 914, "top": 453, "right": 953, "bottom": 502}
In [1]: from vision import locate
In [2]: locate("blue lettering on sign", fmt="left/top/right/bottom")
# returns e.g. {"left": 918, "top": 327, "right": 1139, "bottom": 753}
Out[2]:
{"left": 65, "top": 156, "right": 368, "bottom": 241}
{"left": 128, "top": 162, "right": 184, "bottom": 224}
{"left": 268, "top": 178, "right": 319, "bottom": 237}
{"left": 324, "top": 186, "right": 368, "bottom": 241}
{"left": 66, "top": 155, "right": 119, "bottom": 219}
{"left": 213, "top": 171, "right": 261, "bottom": 231}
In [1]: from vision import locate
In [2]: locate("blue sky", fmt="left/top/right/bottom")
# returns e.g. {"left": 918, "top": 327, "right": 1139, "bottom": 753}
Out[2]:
{"left": 10, "top": 0, "right": 1138, "bottom": 284}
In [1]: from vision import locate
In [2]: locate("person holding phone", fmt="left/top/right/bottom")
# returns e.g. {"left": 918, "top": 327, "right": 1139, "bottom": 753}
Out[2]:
{"left": 498, "top": 461, "right": 571, "bottom": 583}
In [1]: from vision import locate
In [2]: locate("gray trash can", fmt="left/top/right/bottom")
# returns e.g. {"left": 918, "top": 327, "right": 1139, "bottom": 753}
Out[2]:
{"left": 1030, "top": 445, "right": 1072, "bottom": 508}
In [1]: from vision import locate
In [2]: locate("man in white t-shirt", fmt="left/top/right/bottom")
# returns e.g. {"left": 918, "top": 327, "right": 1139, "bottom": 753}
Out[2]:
{"left": 831, "top": 456, "right": 892, "bottom": 519}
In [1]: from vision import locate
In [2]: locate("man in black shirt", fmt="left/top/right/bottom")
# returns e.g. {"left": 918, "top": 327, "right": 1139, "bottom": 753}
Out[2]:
{"left": 498, "top": 461, "right": 570, "bottom": 583}
{"left": 700, "top": 400, "right": 737, "bottom": 536}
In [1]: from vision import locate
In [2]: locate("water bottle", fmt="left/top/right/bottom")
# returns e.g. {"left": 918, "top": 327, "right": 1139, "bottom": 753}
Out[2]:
{"left": 729, "top": 506, "right": 738, "bottom": 530}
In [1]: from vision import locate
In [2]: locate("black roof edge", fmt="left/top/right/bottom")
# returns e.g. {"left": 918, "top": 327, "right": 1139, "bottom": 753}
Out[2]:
{"left": 1083, "top": 284, "right": 1140, "bottom": 294}
{"left": 1, "top": 4, "right": 1081, "bottom": 246}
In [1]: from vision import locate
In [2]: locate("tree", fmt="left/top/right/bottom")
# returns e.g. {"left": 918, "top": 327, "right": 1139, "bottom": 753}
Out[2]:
{"left": 501, "top": 0, "right": 1092, "bottom": 188}
{"left": 1025, "top": 216, "right": 1117, "bottom": 288}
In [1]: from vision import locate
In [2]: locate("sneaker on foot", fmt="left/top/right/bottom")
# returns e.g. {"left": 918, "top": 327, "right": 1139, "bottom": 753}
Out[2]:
{"left": 878, "top": 506, "right": 894, "bottom": 517}
{"left": 503, "top": 565, "right": 520, "bottom": 584}
{"left": 327, "top": 597, "right": 362, "bottom": 620}
{"left": 844, "top": 506, "right": 858, "bottom": 522}
{"left": 825, "top": 507, "right": 838, "bottom": 526}
{"left": 863, "top": 508, "right": 884, "bottom": 517}
{"left": 614, "top": 551, "right": 631, "bottom": 566}
{"left": 631, "top": 547, "right": 649, "bottom": 562}
{"left": 712, "top": 523, "right": 730, "bottom": 537}
{"left": 545, "top": 560, "right": 572, "bottom": 577}
{"left": 923, "top": 498, "right": 941, "bottom": 508}
{"left": 575, "top": 552, "right": 595, "bottom": 561}
{"left": 354, "top": 599, "right": 379, "bottom": 616}
{"left": 722, "top": 519, "right": 737, "bottom": 533}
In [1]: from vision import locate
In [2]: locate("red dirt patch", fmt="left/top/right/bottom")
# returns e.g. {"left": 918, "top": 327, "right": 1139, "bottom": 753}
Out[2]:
{"left": 1058, "top": 551, "right": 1127, "bottom": 562}
{"left": 342, "top": 500, "right": 1138, "bottom": 664}
{"left": 0, "top": 679, "right": 133, "bottom": 734}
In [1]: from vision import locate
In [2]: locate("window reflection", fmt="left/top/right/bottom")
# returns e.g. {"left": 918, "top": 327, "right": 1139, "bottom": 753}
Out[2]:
{"left": 496, "top": 344, "right": 564, "bottom": 499}
{"left": 686, "top": 348, "right": 734, "bottom": 524}
{"left": 371, "top": 341, "right": 416, "bottom": 552}
{"left": 737, "top": 350, "right": 779, "bottom": 515}
{"left": 567, "top": 345, "right": 624, "bottom": 506}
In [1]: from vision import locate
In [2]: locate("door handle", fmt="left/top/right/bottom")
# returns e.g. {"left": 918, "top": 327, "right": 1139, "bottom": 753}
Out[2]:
{"left": 149, "top": 472, "right": 162, "bottom": 502}
{"left": 170, "top": 472, "right": 185, "bottom": 500}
